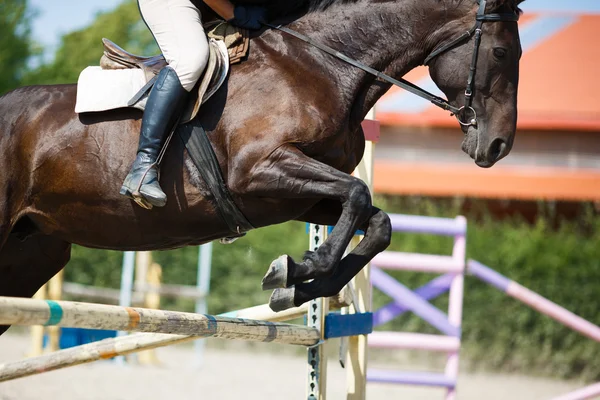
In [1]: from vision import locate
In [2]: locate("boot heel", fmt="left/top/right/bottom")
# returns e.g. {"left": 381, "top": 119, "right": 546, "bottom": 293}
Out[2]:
{"left": 132, "top": 195, "right": 154, "bottom": 210}
{"left": 120, "top": 185, "right": 154, "bottom": 210}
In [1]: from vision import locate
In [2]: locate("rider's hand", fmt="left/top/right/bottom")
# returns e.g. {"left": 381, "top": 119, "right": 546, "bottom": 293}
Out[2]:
{"left": 228, "top": 5, "right": 267, "bottom": 30}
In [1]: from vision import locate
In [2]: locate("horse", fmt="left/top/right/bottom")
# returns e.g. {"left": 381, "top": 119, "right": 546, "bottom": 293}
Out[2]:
{"left": 0, "top": 0, "right": 523, "bottom": 335}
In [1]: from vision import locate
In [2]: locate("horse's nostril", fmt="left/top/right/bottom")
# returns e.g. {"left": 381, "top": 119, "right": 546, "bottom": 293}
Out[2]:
{"left": 488, "top": 138, "right": 507, "bottom": 162}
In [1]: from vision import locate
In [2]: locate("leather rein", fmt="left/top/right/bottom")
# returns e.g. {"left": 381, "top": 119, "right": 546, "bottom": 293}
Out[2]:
{"left": 265, "top": 0, "right": 519, "bottom": 127}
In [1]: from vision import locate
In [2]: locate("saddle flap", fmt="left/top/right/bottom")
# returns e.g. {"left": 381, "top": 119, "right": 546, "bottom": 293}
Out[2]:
{"left": 181, "top": 39, "right": 230, "bottom": 123}
{"left": 99, "top": 22, "right": 249, "bottom": 74}
{"left": 94, "top": 22, "right": 247, "bottom": 122}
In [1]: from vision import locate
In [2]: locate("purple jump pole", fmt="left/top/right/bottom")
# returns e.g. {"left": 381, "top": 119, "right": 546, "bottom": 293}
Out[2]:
{"left": 369, "top": 214, "right": 466, "bottom": 400}
{"left": 371, "top": 267, "right": 460, "bottom": 337}
{"left": 468, "top": 260, "right": 600, "bottom": 343}
{"left": 371, "top": 251, "right": 463, "bottom": 273}
{"left": 368, "top": 369, "right": 456, "bottom": 388}
{"left": 389, "top": 214, "right": 466, "bottom": 236}
{"left": 369, "top": 332, "right": 460, "bottom": 352}
{"left": 444, "top": 215, "right": 466, "bottom": 400}
{"left": 550, "top": 383, "right": 600, "bottom": 400}
{"left": 373, "top": 273, "right": 454, "bottom": 326}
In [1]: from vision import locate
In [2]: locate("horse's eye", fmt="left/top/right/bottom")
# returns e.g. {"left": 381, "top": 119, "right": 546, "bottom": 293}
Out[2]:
{"left": 493, "top": 48, "right": 507, "bottom": 59}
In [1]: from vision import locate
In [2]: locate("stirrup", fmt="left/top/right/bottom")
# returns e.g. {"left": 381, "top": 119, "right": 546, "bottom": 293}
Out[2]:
{"left": 120, "top": 160, "right": 163, "bottom": 210}
{"left": 131, "top": 192, "right": 155, "bottom": 210}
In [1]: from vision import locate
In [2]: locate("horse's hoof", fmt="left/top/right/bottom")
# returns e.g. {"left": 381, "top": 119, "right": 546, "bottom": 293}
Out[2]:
{"left": 268, "top": 287, "right": 296, "bottom": 312}
{"left": 262, "top": 255, "right": 288, "bottom": 290}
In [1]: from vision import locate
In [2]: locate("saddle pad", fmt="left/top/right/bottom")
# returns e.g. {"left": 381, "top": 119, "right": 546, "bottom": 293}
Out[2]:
{"left": 75, "top": 67, "right": 147, "bottom": 114}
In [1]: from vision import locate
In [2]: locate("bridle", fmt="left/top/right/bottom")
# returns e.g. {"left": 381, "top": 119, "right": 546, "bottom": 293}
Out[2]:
{"left": 266, "top": 0, "right": 519, "bottom": 127}
{"left": 423, "top": 0, "right": 519, "bottom": 126}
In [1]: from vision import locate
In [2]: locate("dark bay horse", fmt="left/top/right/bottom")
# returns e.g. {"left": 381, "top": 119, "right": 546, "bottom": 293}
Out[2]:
{"left": 0, "top": 0, "right": 523, "bottom": 334}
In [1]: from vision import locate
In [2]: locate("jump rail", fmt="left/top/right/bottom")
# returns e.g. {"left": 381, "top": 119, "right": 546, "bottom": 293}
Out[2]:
{"left": 0, "top": 302, "right": 311, "bottom": 382}
{"left": 0, "top": 297, "right": 319, "bottom": 346}
{"left": 550, "top": 383, "right": 600, "bottom": 400}
{"left": 0, "top": 271, "right": 365, "bottom": 384}
{"left": 468, "top": 260, "right": 600, "bottom": 343}
{"left": 367, "top": 216, "right": 599, "bottom": 400}
{"left": 468, "top": 260, "right": 600, "bottom": 400}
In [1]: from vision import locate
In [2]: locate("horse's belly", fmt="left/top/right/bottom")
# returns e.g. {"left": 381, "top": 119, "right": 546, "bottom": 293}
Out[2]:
{"left": 28, "top": 200, "right": 231, "bottom": 251}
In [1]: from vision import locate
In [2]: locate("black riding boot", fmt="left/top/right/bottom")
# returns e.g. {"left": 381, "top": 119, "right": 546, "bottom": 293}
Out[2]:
{"left": 120, "top": 67, "right": 189, "bottom": 209}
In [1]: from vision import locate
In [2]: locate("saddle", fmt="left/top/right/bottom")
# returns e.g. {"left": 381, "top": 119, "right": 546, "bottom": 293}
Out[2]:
{"left": 99, "top": 22, "right": 250, "bottom": 123}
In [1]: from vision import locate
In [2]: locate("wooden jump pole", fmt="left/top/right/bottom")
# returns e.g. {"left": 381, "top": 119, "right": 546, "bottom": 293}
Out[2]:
{"left": 0, "top": 297, "right": 319, "bottom": 346}
{"left": 0, "top": 291, "right": 360, "bottom": 383}
{"left": 345, "top": 111, "right": 378, "bottom": 400}
{"left": 306, "top": 116, "right": 378, "bottom": 400}
{"left": 27, "top": 285, "right": 48, "bottom": 357}
{"left": 306, "top": 224, "right": 330, "bottom": 400}
{"left": 137, "top": 256, "right": 161, "bottom": 365}
{"left": 0, "top": 302, "right": 312, "bottom": 382}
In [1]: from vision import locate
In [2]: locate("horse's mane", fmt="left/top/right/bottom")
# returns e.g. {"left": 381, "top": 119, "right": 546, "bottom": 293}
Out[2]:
{"left": 263, "top": 0, "right": 525, "bottom": 19}
{"left": 204, "top": 0, "right": 524, "bottom": 24}
{"left": 229, "top": 0, "right": 361, "bottom": 20}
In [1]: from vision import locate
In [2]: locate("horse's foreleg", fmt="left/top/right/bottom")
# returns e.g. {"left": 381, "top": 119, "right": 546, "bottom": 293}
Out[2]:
{"left": 0, "top": 234, "right": 71, "bottom": 336}
{"left": 234, "top": 146, "right": 373, "bottom": 310}
{"left": 285, "top": 206, "right": 391, "bottom": 308}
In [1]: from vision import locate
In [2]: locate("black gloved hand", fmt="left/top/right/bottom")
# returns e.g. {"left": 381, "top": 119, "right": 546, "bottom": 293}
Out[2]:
{"left": 228, "top": 5, "right": 267, "bottom": 30}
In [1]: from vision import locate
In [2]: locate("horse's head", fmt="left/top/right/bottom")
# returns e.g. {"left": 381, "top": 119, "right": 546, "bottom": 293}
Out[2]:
{"left": 426, "top": 0, "right": 523, "bottom": 168}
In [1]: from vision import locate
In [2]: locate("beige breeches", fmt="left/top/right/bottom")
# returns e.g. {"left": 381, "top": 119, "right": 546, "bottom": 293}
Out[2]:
{"left": 138, "top": 0, "right": 209, "bottom": 92}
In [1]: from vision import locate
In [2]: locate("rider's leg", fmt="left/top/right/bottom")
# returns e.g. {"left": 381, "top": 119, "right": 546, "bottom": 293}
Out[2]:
{"left": 120, "top": 0, "right": 209, "bottom": 209}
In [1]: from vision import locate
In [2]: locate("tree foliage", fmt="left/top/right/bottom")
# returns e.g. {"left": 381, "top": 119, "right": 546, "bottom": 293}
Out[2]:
{"left": 23, "top": 0, "right": 158, "bottom": 86}
{"left": 0, "top": 0, "right": 37, "bottom": 94}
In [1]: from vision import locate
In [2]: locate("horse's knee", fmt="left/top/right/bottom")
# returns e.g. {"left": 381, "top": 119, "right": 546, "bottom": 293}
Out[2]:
{"left": 346, "top": 179, "right": 372, "bottom": 219}
{"left": 369, "top": 210, "right": 392, "bottom": 253}
{"left": 301, "top": 251, "right": 336, "bottom": 279}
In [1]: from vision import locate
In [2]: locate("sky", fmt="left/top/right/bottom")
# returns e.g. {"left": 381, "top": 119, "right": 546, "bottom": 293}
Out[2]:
{"left": 30, "top": 0, "right": 123, "bottom": 52}
{"left": 29, "top": 0, "right": 600, "bottom": 54}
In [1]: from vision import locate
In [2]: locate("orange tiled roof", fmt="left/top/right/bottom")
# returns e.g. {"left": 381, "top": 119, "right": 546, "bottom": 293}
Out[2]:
{"left": 376, "top": 10, "right": 600, "bottom": 131}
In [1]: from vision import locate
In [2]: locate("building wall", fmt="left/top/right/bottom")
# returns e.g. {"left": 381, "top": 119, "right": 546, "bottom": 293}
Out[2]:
{"left": 376, "top": 126, "right": 600, "bottom": 170}
{"left": 372, "top": 127, "right": 600, "bottom": 202}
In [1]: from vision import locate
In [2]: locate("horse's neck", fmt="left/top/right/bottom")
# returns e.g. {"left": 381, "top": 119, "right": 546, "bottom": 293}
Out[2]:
{"left": 284, "top": 0, "right": 468, "bottom": 123}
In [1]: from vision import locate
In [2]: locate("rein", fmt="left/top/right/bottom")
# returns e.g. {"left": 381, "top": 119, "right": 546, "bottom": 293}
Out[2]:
{"left": 265, "top": 22, "right": 461, "bottom": 116}
{"left": 265, "top": 0, "right": 519, "bottom": 127}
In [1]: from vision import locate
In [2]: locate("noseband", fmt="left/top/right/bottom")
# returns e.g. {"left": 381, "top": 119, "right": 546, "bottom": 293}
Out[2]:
{"left": 267, "top": 0, "right": 519, "bottom": 127}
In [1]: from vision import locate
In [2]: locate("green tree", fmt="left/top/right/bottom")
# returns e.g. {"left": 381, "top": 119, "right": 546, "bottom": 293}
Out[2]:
{"left": 0, "top": 0, "right": 37, "bottom": 94}
{"left": 23, "top": 0, "right": 158, "bottom": 86}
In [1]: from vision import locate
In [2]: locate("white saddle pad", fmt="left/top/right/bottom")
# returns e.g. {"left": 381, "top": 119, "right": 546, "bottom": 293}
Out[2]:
{"left": 75, "top": 67, "right": 148, "bottom": 114}
{"left": 74, "top": 39, "right": 229, "bottom": 117}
